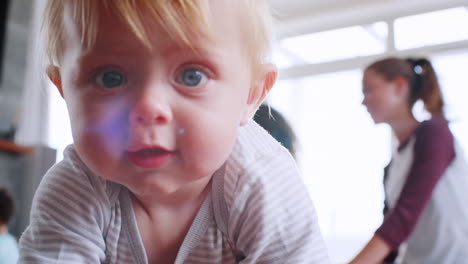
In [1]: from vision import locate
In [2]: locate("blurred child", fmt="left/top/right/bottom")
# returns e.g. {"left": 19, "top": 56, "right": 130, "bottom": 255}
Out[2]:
{"left": 0, "top": 187, "right": 19, "bottom": 263}
{"left": 254, "top": 104, "right": 297, "bottom": 158}
{"left": 19, "top": 0, "right": 330, "bottom": 263}
{"left": 350, "top": 57, "right": 468, "bottom": 263}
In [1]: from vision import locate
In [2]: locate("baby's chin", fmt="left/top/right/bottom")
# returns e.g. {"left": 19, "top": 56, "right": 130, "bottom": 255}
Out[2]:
{"left": 127, "top": 173, "right": 211, "bottom": 198}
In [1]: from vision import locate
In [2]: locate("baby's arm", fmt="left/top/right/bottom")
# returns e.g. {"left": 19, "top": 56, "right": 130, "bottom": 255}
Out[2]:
{"left": 228, "top": 152, "right": 330, "bottom": 263}
{"left": 19, "top": 161, "right": 107, "bottom": 263}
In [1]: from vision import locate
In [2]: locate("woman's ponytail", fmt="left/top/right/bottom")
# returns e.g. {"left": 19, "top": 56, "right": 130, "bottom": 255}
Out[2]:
{"left": 405, "top": 58, "right": 445, "bottom": 119}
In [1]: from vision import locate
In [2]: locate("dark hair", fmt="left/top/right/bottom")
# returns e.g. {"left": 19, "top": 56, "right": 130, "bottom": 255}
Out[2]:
{"left": 254, "top": 104, "right": 297, "bottom": 158}
{"left": 365, "top": 57, "right": 445, "bottom": 119}
{"left": 0, "top": 188, "right": 15, "bottom": 224}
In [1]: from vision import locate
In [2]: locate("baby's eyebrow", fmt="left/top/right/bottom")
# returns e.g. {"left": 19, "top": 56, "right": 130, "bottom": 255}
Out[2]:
{"left": 73, "top": 35, "right": 226, "bottom": 68}
{"left": 80, "top": 44, "right": 215, "bottom": 59}
{"left": 156, "top": 44, "right": 215, "bottom": 58}
{"left": 78, "top": 46, "right": 138, "bottom": 60}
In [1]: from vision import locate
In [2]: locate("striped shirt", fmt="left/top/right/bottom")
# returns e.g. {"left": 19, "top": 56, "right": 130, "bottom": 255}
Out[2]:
{"left": 19, "top": 121, "right": 330, "bottom": 263}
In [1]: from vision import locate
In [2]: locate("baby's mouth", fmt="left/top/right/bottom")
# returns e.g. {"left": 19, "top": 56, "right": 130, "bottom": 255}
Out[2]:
{"left": 127, "top": 147, "right": 173, "bottom": 169}
{"left": 133, "top": 148, "right": 167, "bottom": 156}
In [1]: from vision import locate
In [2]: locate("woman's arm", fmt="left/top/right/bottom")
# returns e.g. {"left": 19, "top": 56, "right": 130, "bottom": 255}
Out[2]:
{"left": 375, "top": 118, "right": 455, "bottom": 249}
{"left": 350, "top": 118, "right": 455, "bottom": 263}
{"left": 348, "top": 234, "right": 391, "bottom": 264}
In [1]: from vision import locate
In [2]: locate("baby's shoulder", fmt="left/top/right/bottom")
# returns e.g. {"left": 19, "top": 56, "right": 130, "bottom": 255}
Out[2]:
{"left": 232, "top": 121, "right": 294, "bottom": 169}
{"left": 221, "top": 121, "right": 300, "bottom": 203}
{"left": 37, "top": 145, "right": 120, "bottom": 208}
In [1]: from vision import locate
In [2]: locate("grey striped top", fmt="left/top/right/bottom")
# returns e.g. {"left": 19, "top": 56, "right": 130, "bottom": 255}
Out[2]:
{"left": 19, "top": 121, "right": 330, "bottom": 263}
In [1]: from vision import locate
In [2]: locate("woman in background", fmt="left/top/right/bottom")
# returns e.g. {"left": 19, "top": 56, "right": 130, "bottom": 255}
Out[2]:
{"left": 350, "top": 57, "right": 468, "bottom": 264}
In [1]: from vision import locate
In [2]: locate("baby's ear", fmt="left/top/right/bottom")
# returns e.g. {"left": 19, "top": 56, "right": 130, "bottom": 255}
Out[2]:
{"left": 240, "top": 64, "right": 277, "bottom": 126}
{"left": 47, "top": 65, "right": 64, "bottom": 98}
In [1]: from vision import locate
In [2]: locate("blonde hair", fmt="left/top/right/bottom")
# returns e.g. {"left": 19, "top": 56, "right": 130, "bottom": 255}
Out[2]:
{"left": 44, "top": 0, "right": 275, "bottom": 74}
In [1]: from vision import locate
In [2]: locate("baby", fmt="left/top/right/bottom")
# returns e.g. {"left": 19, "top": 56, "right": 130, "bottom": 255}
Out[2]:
{"left": 19, "top": 0, "right": 330, "bottom": 263}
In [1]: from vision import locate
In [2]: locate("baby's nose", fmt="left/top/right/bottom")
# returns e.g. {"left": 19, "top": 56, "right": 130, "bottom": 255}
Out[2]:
{"left": 130, "top": 94, "right": 173, "bottom": 126}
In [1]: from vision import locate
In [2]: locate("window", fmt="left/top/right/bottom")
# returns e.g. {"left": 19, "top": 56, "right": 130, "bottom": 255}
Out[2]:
{"left": 395, "top": 7, "right": 468, "bottom": 50}
{"left": 432, "top": 51, "right": 468, "bottom": 152}
{"left": 268, "top": 70, "right": 390, "bottom": 263}
{"left": 47, "top": 81, "right": 72, "bottom": 162}
{"left": 274, "top": 22, "right": 387, "bottom": 68}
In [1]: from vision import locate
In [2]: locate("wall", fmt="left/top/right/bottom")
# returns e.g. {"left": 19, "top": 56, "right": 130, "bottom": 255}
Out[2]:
{"left": 0, "top": 0, "right": 32, "bottom": 134}
{"left": 0, "top": 0, "right": 55, "bottom": 239}
{"left": 0, "top": 146, "right": 56, "bottom": 238}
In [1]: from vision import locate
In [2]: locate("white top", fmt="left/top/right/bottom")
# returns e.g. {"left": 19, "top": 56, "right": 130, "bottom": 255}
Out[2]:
{"left": 0, "top": 233, "right": 19, "bottom": 264}
{"left": 19, "top": 121, "right": 330, "bottom": 263}
{"left": 385, "top": 137, "right": 468, "bottom": 264}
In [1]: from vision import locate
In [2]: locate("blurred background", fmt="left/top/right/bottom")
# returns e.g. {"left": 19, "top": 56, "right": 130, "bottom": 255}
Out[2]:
{"left": 0, "top": 0, "right": 467, "bottom": 263}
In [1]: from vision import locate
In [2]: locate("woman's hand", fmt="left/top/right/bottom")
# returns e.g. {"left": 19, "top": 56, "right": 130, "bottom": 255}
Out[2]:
{"left": 348, "top": 234, "right": 391, "bottom": 264}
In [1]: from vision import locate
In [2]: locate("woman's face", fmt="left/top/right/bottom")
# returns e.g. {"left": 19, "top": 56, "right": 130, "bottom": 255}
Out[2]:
{"left": 361, "top": 69, "right": 408, "bottom": 124}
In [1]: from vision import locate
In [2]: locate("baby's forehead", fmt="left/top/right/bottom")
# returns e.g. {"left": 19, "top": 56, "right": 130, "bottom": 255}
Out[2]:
{"left": 52, "top": 0, "right": 260, "bottom": 70}
{"left": 75, "top": 25, "right": 212, "bottom": 63}
{"left": 67, "top": 1, "right": 212, "bottom": 54}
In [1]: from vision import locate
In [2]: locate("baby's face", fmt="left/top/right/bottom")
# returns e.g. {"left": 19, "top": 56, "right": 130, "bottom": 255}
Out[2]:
{"left": 56, "top": 1, "right": 260, "bottom": 195}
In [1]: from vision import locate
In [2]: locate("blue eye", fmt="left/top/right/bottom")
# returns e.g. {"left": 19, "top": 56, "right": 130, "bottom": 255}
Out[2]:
{"left": 177, "top": 69, "right": 206, "bottom": 87}
{"left": 95, "top": 71, "right": 126, "bottom": 88}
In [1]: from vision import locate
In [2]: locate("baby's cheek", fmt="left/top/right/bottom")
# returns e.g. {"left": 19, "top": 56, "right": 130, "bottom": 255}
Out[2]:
{"left": 78, "top": 111, "right": 129, "bottom": 155}
{"left": 193, "top": 123, "right": 237, "bottom": 164}
{"left": 99, "top": 101, "right": 130, "bottom": 134}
